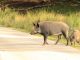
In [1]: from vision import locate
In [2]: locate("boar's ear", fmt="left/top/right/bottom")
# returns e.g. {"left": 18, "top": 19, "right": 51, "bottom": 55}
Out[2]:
{"left": 37, "top": 22, "right": 40, "bottom": 27}
{"left": 37, "top": 20, "right": 40, "bottom": 23}
{"left": 37, "top": 20, "right": 40, "bottom": 27}
{"left": 33, "top": 23, "right": 35, "bottom": 26}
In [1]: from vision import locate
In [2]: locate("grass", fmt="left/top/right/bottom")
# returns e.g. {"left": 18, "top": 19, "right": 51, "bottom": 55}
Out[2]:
{"left": 0, "top": 4, "right": 80, "bottom": 49}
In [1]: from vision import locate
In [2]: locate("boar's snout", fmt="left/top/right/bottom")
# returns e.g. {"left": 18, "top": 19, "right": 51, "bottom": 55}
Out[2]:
{"left": 30, "top": 30, "right": 37, "bottom": 35}
{"left": 30, "top": 30, "right": 41, "bottom": 35}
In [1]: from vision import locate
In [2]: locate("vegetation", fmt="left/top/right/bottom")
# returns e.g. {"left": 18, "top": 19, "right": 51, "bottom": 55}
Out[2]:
{"left": 0, "top": 5, "right": 80, "bottom": 31}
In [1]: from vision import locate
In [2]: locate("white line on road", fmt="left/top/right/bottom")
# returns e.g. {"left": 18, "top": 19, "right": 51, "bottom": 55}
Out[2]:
{"left": 0, "top": 51, "right": 80, "bottom": 60}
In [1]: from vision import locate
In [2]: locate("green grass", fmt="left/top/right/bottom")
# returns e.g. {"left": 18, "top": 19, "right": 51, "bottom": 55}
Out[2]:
{"left": 0, "top": 5, "right": 80, "bottom": 49}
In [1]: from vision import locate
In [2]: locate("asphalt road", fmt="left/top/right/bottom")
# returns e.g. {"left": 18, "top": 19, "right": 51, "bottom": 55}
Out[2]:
{"left": 0, "top": 27, "right": 80, "bottom": 60}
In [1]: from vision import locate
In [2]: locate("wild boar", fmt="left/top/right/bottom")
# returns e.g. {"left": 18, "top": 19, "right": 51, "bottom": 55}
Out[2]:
{"left": 31, "top": 20, "right": 69, "bottom": 45}
{"left": 69, "top": 30, "right": 80, "bottom": 46}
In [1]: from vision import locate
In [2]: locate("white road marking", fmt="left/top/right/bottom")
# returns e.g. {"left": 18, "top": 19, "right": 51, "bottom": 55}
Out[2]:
{"left": 0, "top": 51, "right": 80, "bottom": 60}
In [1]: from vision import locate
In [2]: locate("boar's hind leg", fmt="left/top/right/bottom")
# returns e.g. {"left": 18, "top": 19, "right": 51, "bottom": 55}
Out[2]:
{"left": 62, "top": 31, "right": 69, "bottom": 46}
{"left": 55, "top": 34, "right": 62, "bottom": 45}
{"left": 70, "top": 38, "right": 73, "bottom": 45}
{"left": 43, "top": 35, "right": 48, "bottom": 45}
{"left": 70, "top": 41, "right": 73, "bottom": 46}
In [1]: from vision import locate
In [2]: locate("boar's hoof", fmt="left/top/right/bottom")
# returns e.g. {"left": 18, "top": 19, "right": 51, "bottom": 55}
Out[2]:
{"left": 43, "top": 42, "right": 49, "bottom": 45}
{"left": 66, "top": 44, "right": 68, "bottom": 46}
{"left": 54, "top": 42, "right": 58, "bottom": 45}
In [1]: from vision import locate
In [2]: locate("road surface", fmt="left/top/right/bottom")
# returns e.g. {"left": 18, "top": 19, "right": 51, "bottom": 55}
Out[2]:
{"left": 0, "top": 27, "right": 80, "bottom": 60}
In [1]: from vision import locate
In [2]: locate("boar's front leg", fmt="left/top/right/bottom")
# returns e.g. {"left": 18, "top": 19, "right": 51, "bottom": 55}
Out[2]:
{"left": 43, "top": 35, "right": 48, "bottom": 45}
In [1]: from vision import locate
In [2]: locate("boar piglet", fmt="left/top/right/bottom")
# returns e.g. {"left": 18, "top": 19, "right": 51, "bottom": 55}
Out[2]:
{"left": 70, "top": 30, "right": 80, "bottom": 46}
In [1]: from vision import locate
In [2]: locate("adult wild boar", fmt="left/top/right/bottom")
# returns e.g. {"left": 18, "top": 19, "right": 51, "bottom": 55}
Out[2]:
{"left": 70, "top": 30, "right": 80, "bottom": 45}
{"left": 31, "top": 20, "right": 69, "bottom": 45}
